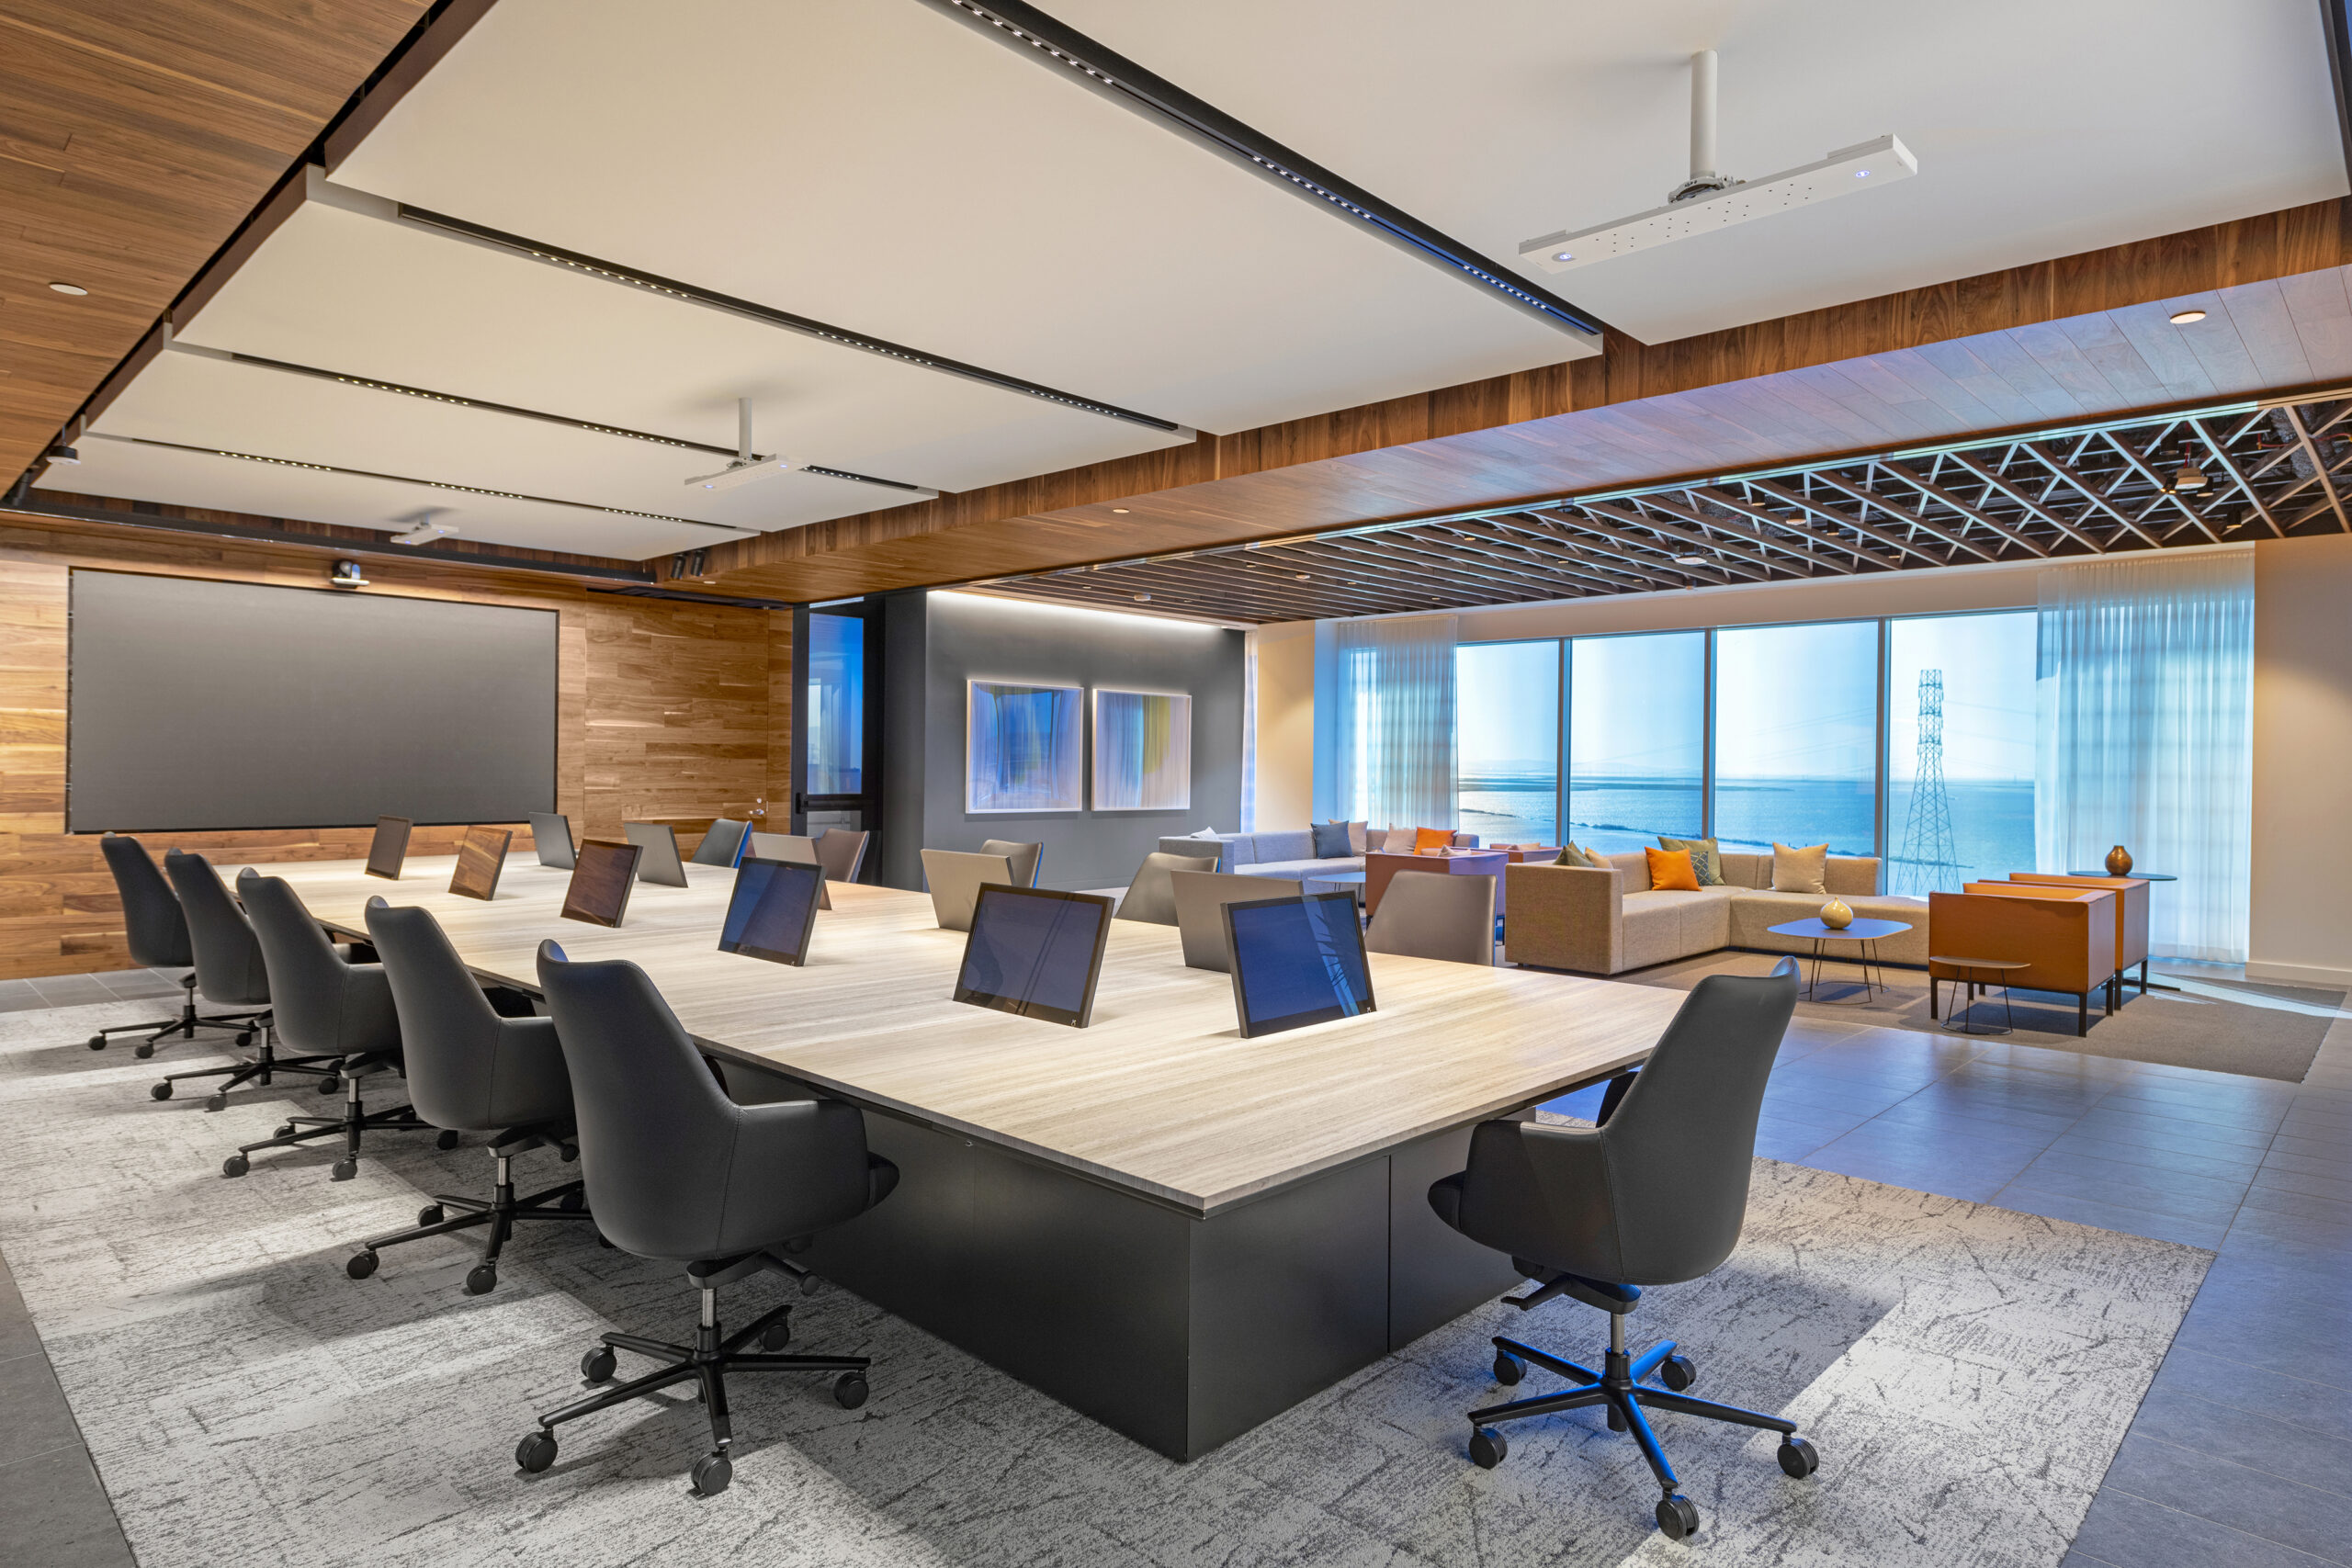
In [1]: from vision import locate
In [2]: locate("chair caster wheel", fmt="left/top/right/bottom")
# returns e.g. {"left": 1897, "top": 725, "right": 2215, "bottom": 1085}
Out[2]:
{"left": 1660, "top": 1354, "right": 1697, "bottom": 1392}
{"left": 690, "top": 1451, "right": 732, "bottom": 1496}
{"left": 580, "top": 1347, "right": 616, "bottom": 1384}
{"left": 346, "top": 1251, "right": 379, "bottom": 1280}
{"left": 418, "top": 1203, "right": 445, "bottom": 1227}
{"left": 151, "top": 1081, "right": 173, "bottom": 1101}
{"left": 235, "top": 1032, "right": 254, "bottom": 1048}
{"left": 331, "top": 1158, "right": 357, "bottom": 1182}
{"left": 1469, "top": 1427, "right": 1507, "bottom": 1470}
{"left": 1777, "top": 1437, "right": 1820, "bottom": 1478}
{"left": 275, "top": 1122, "right": 296, "bottom": 1138}
{"left": 1657, "top": 1495, "right": 1700, "bottom": 1540}
{"left": 558, "top": 1189, "right": 584, "bottom": 1212}
{"left": 1607, "top": 1402, "right": 1628, "bottom": 1432}
{"left": 134, "top": 1042, "right": 155, "bottom": 1059}
{"left": 221, "top": 1154, "right": 249, "bottom": 1178}
{"left": 1492, "top": 1350, "right": 1523, "bottom": 1386}
{"left": 595, "top": 1232, "right": 614, "bottom": 1249}
{"left": 832, "top": 1371, "right": 868, "bottom": 1410}
{"left": 761, "top": 1315, "right": 792, "bottom": 1351}
{"left": 435, "top": 1130, "right": 460, "bottom": 1151}
{"left": 464, "top": 1264, "right": 497, "bottom": 1296}
{"left": 205, "top": 1091, "right": 228, "bottom": 1113}
{"left": 515, "top": 1430, "right": 558, "bottom": 1474}
{"left": 318, "top": 1077, "right": 339, "bottom": 1096}
{"left": 88, "top": 1034, "right": 107, "bottom": 1051}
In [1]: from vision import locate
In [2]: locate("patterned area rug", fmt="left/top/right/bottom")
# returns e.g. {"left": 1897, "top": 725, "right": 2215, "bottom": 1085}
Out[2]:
{"left": 1609, "top": 949, "right": 2342, "bottom": 1082}
{"left": 0, "top": 1000, "right": 2211, "bottom": 1568}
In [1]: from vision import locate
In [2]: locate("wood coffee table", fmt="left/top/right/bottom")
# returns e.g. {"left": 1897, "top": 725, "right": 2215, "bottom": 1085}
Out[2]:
{"left": 1766, "top": 917, "right": 1911, "bottom": 1003}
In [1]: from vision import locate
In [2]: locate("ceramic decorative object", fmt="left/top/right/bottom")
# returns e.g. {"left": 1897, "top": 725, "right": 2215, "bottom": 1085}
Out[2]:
{"left": 2105, "top": 844, "right": 2133, "bottom": 876}
{"left": 1819, "top": 898, "right": 1854, "bottom": 930}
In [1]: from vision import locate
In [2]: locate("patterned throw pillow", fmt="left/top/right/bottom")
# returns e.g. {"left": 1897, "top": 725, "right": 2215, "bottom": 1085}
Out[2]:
{"left": 1657, "top": 835, "right": 1724, "bottom": 886}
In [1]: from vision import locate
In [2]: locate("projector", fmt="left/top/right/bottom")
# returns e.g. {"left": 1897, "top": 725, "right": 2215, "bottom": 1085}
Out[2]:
{"left": 389, "top": 520, "right": 457, "bottom": 546}
{"left": 1521, "top": 51, "right": 1915, "bottom": 275}
{"left": 684, "top": 456, "right": 794, "bottom": 493}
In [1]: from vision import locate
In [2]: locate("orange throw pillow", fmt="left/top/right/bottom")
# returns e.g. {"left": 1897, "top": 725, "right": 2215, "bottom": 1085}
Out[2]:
{"left": 1645, "top": 846, "right": 1701, "bottom": 891}
{"left": 1414, "top": 826, "right": 1453, "bottom": 852}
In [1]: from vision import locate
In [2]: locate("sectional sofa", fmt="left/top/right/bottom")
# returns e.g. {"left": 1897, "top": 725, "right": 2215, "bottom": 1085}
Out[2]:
{"left": 1155, "top": 827, "right": 1480, "bottom": 890}
{"left": 1504, "top": 849, "right": 1928, "bottom": 974}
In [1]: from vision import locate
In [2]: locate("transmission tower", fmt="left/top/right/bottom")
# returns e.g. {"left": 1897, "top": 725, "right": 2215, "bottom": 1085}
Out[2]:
{"left": 1893, "top": 669, "right": 1960, "bottom": 894}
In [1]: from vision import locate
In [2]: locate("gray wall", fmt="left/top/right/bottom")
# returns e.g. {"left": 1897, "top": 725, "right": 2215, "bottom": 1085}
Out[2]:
{"left": 883, "top": 592, "right": 1244, "bottom": 893}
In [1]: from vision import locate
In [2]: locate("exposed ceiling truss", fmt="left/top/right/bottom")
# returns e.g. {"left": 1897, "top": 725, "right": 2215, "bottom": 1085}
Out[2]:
{"left": 977, "top": 388, "right": 2352, "bottom": 623}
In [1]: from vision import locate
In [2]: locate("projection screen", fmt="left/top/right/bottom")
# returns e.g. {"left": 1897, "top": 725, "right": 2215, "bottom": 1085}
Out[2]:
{"left": 69, "top": 571, "right": 559, "bottom": 832}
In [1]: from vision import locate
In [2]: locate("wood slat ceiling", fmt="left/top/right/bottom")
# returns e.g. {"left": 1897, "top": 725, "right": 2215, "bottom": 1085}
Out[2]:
{"left": 0, "top": 0, "right": 432, "bottom": 477}
{"left": 978, "top": 389, "right": 2352, "bottom": 623}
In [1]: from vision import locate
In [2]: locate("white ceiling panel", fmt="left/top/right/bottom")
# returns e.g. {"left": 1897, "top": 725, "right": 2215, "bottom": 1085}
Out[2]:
{"left": 323, "top": 0, "right": 1597, "bottom": 435}
{"left": 92, "top": 345, "right": 916, "bottom": 541}
{"left": 172, "top": 196, "right": 1193, "bottom": 503}
{"left": 62, "top": 435, "right": 752, "bottom": 559}
{"left": 1046, "top": 0, "right": 2345, "bottom": 344}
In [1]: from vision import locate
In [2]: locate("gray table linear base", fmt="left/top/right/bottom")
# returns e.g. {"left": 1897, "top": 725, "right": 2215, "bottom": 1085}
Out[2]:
{"left": 804, "top": 1110, "right": 1529, "bottom": 1461}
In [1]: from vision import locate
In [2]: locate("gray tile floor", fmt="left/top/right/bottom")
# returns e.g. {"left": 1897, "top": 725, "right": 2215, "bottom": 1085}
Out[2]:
{"left": 4, "top": 961, "right": 2348, "bottom": 1566}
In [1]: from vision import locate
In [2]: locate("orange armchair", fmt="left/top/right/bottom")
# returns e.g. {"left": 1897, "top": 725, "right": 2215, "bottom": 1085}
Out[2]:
{"left": 2004, "top": 874, "right": 2152, "bottom": 999}
{"left": 1928, "top": 885, "right": 2119, "bottom": 1036}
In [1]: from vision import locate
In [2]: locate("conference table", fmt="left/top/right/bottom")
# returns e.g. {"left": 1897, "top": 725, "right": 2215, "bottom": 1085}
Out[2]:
{"left": 245, "top": 854, "right": 1685, "bottom": 1461}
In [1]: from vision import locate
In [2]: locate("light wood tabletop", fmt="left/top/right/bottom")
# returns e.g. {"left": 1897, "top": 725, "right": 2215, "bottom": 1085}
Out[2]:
{"left": 242, "top": 856, "right": 1685, "bottom": 1216}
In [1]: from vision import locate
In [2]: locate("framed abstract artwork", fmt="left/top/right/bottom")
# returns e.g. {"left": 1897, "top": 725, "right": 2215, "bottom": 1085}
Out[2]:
{"left": 1091, "top": 688, "right": 1192, "bottom": 811}
{"left": 967, "top": 680, "right": 1084, "bottom": 813}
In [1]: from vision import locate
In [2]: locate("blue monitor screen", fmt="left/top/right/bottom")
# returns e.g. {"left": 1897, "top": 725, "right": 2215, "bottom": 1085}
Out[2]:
{"left": 955, "top": 886, "right": 1114, "bottom": 1027}
{"left": 1223, "top": 892, "right": 1376, "bottom": 1037}
{"left": 718, "top": 858, "right": 824, "bottom": 966}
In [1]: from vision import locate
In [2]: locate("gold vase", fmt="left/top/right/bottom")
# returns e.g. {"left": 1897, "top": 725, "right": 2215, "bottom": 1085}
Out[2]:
{"left": 1819, "top": 898, "right": 1853, "bottom": 930}
{"left": 2105, "top": 845, "right": 2133, "bottom": 876}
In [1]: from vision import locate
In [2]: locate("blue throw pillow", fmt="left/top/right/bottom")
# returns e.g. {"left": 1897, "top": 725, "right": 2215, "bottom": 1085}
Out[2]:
{"left": 1311, "top": 820, "right": 1354, "bottom": 858}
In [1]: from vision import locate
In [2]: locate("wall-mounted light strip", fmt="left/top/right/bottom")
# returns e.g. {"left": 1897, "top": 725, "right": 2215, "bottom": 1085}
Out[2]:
{"left": 390, "top": 197, "right": 1190, "bottom": 434}
{"left": 922, "top": 0, "right": 1610, "bottom": 343}
{"left": 163, "top": 339, "right": 942, "bottom": 498}
{"left": 85, "top": 434, "right": 747, "bottom": 532}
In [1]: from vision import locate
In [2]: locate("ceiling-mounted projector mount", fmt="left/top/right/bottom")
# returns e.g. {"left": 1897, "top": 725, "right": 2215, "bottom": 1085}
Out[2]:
{"left": 1521, "top": 50, "right": 1915, "bottom": 274}
{"left": 684, "top": 398, "right": 794, "bottom": 493}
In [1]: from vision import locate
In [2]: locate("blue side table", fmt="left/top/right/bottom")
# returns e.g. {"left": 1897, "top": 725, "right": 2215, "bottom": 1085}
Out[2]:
{"left": 1766, "top": 917, "right": 1912, "bottom": 1004}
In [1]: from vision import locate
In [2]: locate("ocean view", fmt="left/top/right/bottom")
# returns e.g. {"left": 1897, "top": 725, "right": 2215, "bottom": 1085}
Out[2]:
{"left": 1458, "top": 770, "right": 2037, "bottom": 891}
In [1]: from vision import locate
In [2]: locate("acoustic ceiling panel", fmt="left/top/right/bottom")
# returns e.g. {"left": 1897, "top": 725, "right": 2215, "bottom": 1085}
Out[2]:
{"left": 323, "top": 0, "right": 1596, "bottom": 435}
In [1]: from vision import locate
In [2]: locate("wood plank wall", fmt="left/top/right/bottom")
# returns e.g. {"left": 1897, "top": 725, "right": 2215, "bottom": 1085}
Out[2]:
{"left": 0, "top": 512, "right": 790, "bottom": 979}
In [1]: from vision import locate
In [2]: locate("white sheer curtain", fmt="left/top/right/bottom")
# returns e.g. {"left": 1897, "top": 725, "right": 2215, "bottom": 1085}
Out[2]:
{"left": 1334, "top": 615, "right": 1458, "bottom": 830}
{"left": 2036, "top": 549, "right": 2253, "bottom": 962}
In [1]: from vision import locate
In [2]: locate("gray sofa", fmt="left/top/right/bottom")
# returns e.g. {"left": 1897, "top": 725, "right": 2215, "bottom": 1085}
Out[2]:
{"left": 1156, "top": 827, "right": 1481, "bottom": 890}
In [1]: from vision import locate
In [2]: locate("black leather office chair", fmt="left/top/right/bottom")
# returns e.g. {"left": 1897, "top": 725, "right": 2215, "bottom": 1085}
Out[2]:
{"left": 156, "top": 850, "right": 336, "bottom": 1111}
{"left": 814, "top": 827, "right": 869, "bottom": 883}
{"left": 978, "top": 838, "right": 1044, "bottom": 888}
{"left": 1427, "top": 956, "right": 1815, "bottom": 1541}
{"left": 346, "top": 899, "right": 595, "bottom": 1293}
{"left": 222, "top": 872, "right": 444, "bottom": 1181}
{"left": 87, "top": 834, "right": 266, "bottom": 1057}
{"left": 518, "top": 940, "right": 897, "bottom": 1496}
{"left": 690, "top": 818, "right": 750, "bottom": 867}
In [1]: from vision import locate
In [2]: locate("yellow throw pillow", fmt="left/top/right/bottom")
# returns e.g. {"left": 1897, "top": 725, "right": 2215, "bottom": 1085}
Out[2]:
{"left": 1414, "top": 826, "right": 1453, "bottom": 852}
{"left": 1645, "top": 846, "right": 1701, "bottom": 892}
{"left": 1771, "top": 841, "right": 1829, "bottom": 894}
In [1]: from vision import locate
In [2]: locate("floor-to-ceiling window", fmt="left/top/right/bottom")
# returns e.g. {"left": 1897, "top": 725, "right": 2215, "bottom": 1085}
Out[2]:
{"left": 1455, "top": 640, "right": 1559, "bottom": 844}
{"left": 1712, "top": 620, "right": 1879, "bottom": 856}
{"left": 1566, "top": 631, "right": 1706, "bottom": 854}
{"left": 1884, "top": 611, "right": 2037, "bottom": 893}
{"left": 805, "top": 610, "right": 865, "bottom": 796}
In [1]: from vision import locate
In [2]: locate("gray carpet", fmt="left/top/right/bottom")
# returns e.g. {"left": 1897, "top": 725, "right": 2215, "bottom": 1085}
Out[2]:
{"left": 0, "top": 998, "right": 2212, "bottom": 1568}
{"left": 1611, "top": 950, "right": 2342, "bottom": 1083}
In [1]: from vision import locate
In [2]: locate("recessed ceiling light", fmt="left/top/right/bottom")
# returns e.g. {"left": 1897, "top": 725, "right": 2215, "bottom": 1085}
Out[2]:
{"left": 47, "top": 282, "right": 87, "bottom": 296}
{"left": 1134, "top": 592, "right": 1151, "bottom": 602}
{"left": 1554, "top": 251, "right": 1574, "bottom": 263}
{"left": 1110, "top": 506, "right": 1130, "bottom": 513}
{"left": 1673, "top": 555, "right": 1707, "bottom": 565}
{"left": 2169, "top": 309, "right": 2207, "bottom": 324}
{"left": 1853, "top": 169, "right": 1870, "bottom": 178}
{"left": 1295, "top": 573, "right": 1310, "bottom": 581}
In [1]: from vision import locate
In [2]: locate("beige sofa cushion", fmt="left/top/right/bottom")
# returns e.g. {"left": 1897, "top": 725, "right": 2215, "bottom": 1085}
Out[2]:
{"left": 1606, "top": 850, "right": 1651, "bottom": 891}
{"left": 1619, "top": 896, "right": 1686, "bottom": 970}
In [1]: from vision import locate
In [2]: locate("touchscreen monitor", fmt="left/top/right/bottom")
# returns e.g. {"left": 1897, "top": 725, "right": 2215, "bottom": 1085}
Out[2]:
{"left": 953, "top": 886, "right": 1114, "bottom": 1028}
{"left": 622, "top": 822, "right": 688, "bottom": 886}
{"left": 560, "top": 839, "right": 641, "bottom": 927}
{"left": 447, "top": 825, "right": 512, "bottom": 901}
{"left": 1222, "top": 891, "right": 1376, "bottom": 1038}
{"left": 364, "top": 816, "right": 413, "bottom": 880}
{"left": 528, "top": 811, "right": 576, "bottom": 870}
{"left": 718, "top": 857, "right": 824, "bottom": 966}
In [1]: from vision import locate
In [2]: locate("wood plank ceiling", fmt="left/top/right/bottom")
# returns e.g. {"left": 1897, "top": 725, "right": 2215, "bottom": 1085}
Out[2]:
{"left": 0, "top": 0, "right": 434, "bottom": 478}
{"left": 977, "top": 388, "right": 2352, "bottom": 623}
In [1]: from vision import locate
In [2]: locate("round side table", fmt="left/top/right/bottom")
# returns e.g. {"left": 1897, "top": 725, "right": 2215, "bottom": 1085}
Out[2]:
{"left": 1929, "top": 956, "right": 2030, "bottom": 1035}
{"left": 1767, "top": 917, "right": 1911, "bottom": 1003}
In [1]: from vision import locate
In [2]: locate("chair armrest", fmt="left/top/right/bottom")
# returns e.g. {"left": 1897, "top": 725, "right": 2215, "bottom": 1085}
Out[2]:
{"left": 725, "top": 1099, "right": 878, "bottom": 1237}
{"left": 1444, "top": 1119, "right": 1614, "bottom": 1264}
